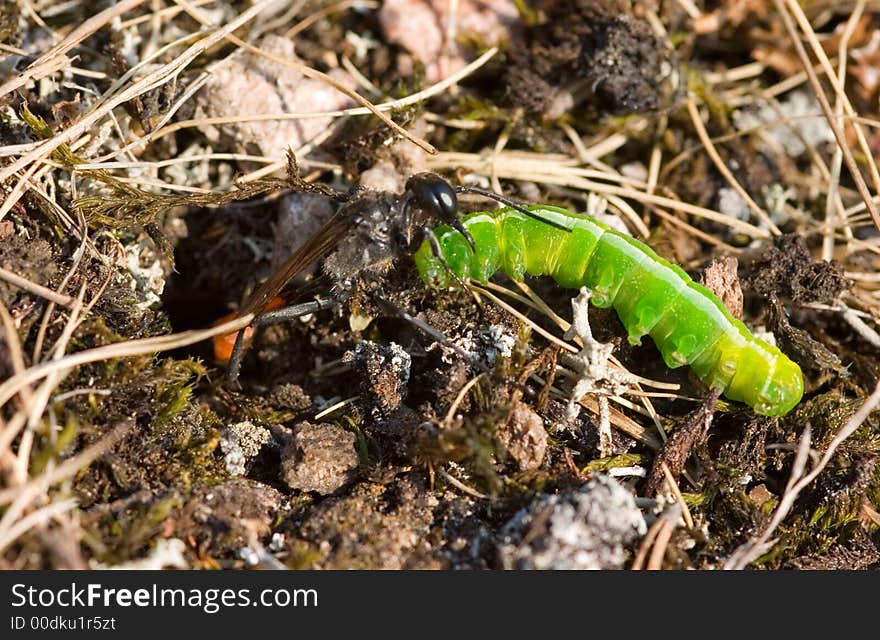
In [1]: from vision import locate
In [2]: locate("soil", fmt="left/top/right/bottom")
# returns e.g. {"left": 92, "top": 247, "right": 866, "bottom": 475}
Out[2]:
{"left": 2, "top": 1, "right": 879, "bottom": 570}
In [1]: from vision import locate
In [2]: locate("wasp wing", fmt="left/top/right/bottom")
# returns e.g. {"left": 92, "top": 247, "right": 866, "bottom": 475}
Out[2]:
{"left": 239, "top": 210, "right": 353, "bottom": 317}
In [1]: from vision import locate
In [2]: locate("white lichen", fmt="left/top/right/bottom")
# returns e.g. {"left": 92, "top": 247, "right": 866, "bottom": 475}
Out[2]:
{"left": 732, "top": 90, "right": 834, "bottom": 157}
{"left": 497, "top": 475, "right": 647, "bottom": 570}
{"left": 440, "top": 324, "right": 516, "bottom": 368}
{"left": 220, "top": 421, "right": 271, "bottom": 476}
{"left": 564, "top": 287, "right": 637, "bottom": 456}
{"left": 719, "top": 183, "right": 799, "bottom": 228}
{"left": 123, "top": 239, "right": 166, "bottom": 310}
{"left": 762, "top": 183, "right": 800, "bottom": 225}
{"left": 717, "top": 187, "right": 752, "bottom": 223}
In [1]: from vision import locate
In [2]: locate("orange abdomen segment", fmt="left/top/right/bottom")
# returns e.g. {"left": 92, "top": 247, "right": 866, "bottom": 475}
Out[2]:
{"left": 212, "top": 296, "right": 285, "bottom": 364}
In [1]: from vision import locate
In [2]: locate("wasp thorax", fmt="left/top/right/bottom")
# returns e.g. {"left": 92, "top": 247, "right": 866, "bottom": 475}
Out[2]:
{"left": 323, "top": 191, "right": 402, "bottom": 284}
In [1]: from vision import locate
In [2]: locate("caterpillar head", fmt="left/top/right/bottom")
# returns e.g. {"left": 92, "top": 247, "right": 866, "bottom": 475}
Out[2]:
{"left": 723, "top": 341, "right": 804, "bottom": 417}
{"left": 752, "top": 356, "right": 804, "bottom": 417}
{"left": 413, "top": 226, "right": 476, "bottom": 289}
{"left": 413, "top": 235, "right": 452, "bottom": 288}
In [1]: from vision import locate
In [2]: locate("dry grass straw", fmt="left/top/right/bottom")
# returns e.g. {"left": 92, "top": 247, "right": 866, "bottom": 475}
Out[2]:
{"left": 470, "top": 280, "right": 669, "bottom": 450}
{"left": 0, "top": 0, "right": 272, "bottom": 184}
{"left": 428, "top": 150, "right": 773, "bottom": 239}
{"left": 821, "top": 1, "right": 865, "bottom": 262}
{"left": 773, "top": 0, "right": 880, "bottom": 234}
{"left": 686, "top": 95, "right": 782, "bottom": 236}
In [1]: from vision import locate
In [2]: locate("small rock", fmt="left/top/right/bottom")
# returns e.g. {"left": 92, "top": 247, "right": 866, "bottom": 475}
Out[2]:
{"left": 220, "top": 421, "right": 271, "bottom": 476}
{"left": 748, "top": 483, "right": 774, "bottom": 508}
{"left": 280, "top": 422, "right": 359, "bottom": 495}
{"left": 358, "top": 119, "right": 431, "bottom": 193}
{"left": 359, "top": 159, "right": 406, "bottom": 193}
{"left": 497, "top": 475, "right": 646, "bottom": 569}
{"left": 379, "top": 0, "right": 519, "bottom": 82}
{"left": 268, "top": 383, "right": 313, "bottom": 411}
{"left": 191, "top": 35, "right": 354, "bottom": 159}
{"left": 497, "top": 404, "right": 547, "bottom": 471}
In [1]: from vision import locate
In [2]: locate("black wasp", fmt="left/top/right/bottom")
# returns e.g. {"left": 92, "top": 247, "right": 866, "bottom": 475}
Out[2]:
{"left": 215, "top": 170, "right": 566, "bottom": 380}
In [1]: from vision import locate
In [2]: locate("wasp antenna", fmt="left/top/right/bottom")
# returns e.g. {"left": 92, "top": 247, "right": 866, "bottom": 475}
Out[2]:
{"left": 455, "top": 184, "right": 572, "bottom": 233}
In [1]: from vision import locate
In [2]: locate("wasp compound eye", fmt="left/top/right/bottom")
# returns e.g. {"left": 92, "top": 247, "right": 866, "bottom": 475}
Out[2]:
{"left": 405, "top": 173, "right": 459, "bottom": 223}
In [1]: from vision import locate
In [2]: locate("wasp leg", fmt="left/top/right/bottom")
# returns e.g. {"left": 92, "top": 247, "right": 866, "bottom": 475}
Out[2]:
{"left": 227, "top": 296, "right": 343, "bottom": 384}
{"left": 372, "top": 292, "right": 490, "bottom": 374}
{"left": 423, "top": 227, "right": 472, "bottom": 291}
{"left": 423, "top": 227, "right": 486, "bottom": 311}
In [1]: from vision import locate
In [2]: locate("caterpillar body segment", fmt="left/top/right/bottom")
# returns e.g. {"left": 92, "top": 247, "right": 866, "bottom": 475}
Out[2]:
{"left": 414, "top": 206, "right": 804, "bottom": 417}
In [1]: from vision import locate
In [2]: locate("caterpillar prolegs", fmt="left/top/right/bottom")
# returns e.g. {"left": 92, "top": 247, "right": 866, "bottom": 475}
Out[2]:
{"left": 413, "top": 205, "right": 804, "bottom": 417}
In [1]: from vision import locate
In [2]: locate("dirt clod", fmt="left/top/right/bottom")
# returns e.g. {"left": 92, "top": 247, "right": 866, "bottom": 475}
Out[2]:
{"left": 176, "top": 479, "right": 285, "bottom": 553}
{"left": 294, "top": 476, "right": 440, "bottom": 569}
{"left": 508, "top": 0, "right": 667, "bottom": 116}
{"left": 344, "top": 340, "right": 412, "bottom": 420}
{"left": 0, "top": 235, "right": 56, "bottom": 308}
{"left": 745, "top": 235, "right": 849, "bottom": 304}
{"left": 280, "top": 422, "right": 359, "bottom": 495}
{"left": 268, "top": 384, "right": 313, "bottom": 412}
{"left": 498, "top": 404, "right": 548, "bottom": 471}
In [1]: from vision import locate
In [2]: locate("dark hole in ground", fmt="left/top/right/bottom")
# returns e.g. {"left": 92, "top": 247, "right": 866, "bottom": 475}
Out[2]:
{"left": 162, "top": 202, "right": 280, "bottom": 364}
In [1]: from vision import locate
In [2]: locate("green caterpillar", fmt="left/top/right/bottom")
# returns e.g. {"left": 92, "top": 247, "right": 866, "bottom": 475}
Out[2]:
{"left": 413, "top": 205, "right": 804, "bottom": 417}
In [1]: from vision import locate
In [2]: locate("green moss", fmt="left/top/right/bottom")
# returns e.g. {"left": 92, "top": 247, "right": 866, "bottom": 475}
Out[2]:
{"left": 0, "top": 0, "right": 21, "bottom": 44}
{"left": 86, "top": 494, "right": 183, "bottom": 565}
{"left": 681, "top": 492, "right": 708, "bottom": 509}
{"left": 582, "top": 453, "right": 646, "bottom": 474}
{"left": 30, "top": 412, "right": 80, "bottom": 475}
{"left": 152, "top": 359, "right": 207, "bottom": 426}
